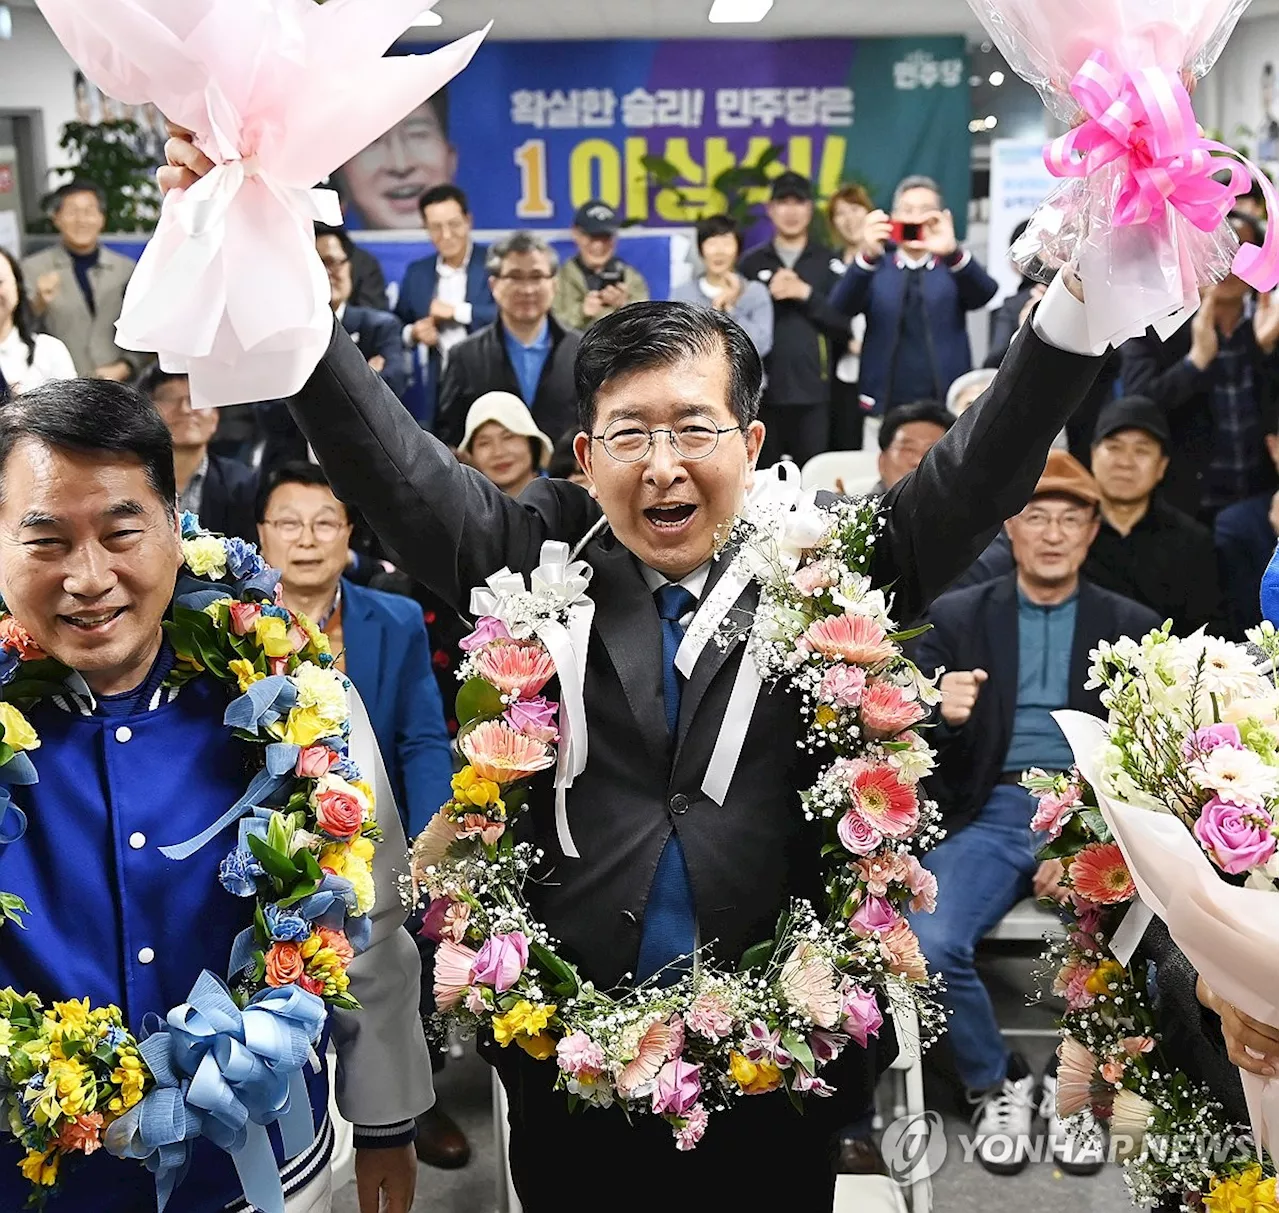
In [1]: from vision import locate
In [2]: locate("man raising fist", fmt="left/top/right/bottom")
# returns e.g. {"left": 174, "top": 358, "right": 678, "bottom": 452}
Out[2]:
{"left": 939, "top": 667, "right": 987, "bottom": 726}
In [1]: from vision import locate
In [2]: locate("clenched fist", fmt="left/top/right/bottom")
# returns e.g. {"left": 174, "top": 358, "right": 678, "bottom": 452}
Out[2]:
{"left": 939, "top": 668, "right": 988, "bottom": 727}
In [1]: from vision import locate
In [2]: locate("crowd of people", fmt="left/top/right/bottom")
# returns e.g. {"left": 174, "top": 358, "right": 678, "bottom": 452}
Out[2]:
{"left": 0, "top": 159, "right": 1275, "bottom": 1204}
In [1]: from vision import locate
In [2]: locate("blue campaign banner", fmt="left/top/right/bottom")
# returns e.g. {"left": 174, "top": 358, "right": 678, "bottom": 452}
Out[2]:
{"left": 330, "top": 36, "right": 972, "bottom": 236}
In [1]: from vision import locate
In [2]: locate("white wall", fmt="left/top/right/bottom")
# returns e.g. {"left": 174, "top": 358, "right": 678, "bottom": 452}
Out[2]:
{"left": 1193, "top": 11, "right": 1279, "bottom": 168}
{"left": 0, "top": 6, "right": 78, "bottom": 192}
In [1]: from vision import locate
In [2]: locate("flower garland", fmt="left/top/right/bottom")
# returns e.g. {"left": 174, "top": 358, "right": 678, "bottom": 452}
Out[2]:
{"left": 411, "top": 495, "right": 945, "bottom": 1150}
{"left": 1024, "top": 768, "right": 1275, "bottom": 1211}
{"left": 0, "top": 515, "right": 379, "bottom": 1207}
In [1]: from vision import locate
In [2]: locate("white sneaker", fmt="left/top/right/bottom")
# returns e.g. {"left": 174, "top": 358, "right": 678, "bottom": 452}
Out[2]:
{"left": 971, "top": 1072, "right": 1037, "bottom": 1175}
{"left": 1040, "top": 1073, "right": 1106, "bottom": 1176}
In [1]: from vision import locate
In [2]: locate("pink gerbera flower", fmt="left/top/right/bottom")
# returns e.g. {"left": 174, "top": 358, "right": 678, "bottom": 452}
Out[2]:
{"left": 617, "top": 1017, "right": 676, "bottom": 1095}
{"left": 778, "top": 943, "right": 842, "bottom": 1029}
{"left": 473, "top": 639, "right": 557, "bottom": 698}
{"left": 433, "top": 939, "right": 478, "bottom": 1011}
{"left": 858, "top": 680, "right": 926, "bottom": 739}
{"left": 461, "top": 720, "right": 556, "bottom": 785}
{"left": 1056, "top": 1038, "right": 1103, "bottom": 1118}
{"left": 844, "top": 760, "right": 919, "bottom": 838}
{"left": 801, "top": 613, "right": 896, "bottom": 666}
{"left": 1069, "top": 842, "right": 1136, "bottom": 905}
{"left": 880, "top": 920, "right": 928, "bottom": 983}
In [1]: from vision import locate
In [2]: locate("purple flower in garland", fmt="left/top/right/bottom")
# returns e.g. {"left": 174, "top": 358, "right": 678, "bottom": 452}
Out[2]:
{"left": 218, "top": 847, "right": 264, "bottom": 897}
{"left": 222, "top": 536, "right": 268, "bottom": 582}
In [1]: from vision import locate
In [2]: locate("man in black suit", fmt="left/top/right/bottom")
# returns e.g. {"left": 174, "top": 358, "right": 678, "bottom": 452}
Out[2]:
{"left": 739, "top": 172, "right": 853, "bottom": 468}
{"left": 139, "top": 364, "right": 257, "bottom": 541}
{"left": 912, "top": 451, "right": 1160, "bottom": 1179}
{"left": 434, "top": 231, "right": 580, "bottom": 448}
{"left": 164, "top": 115, "right": 1115, "bottom": 1209}
{"left": 316, "top": 228, "right": 406, "bottom": 399}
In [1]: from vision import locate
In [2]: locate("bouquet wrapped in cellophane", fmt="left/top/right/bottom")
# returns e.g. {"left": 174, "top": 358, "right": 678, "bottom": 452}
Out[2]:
{"left": 965, "top": 0, "right": 1278, "bottom": 349}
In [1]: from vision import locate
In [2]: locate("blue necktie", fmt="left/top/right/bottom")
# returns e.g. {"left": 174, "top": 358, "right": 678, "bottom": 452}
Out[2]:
{"left": 634, "top": 584, "right": 698, "bottom": 985}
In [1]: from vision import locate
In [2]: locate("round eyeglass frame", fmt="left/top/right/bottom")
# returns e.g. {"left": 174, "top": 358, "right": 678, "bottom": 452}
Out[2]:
{"left": 590, "top": 422, "right": 743, "bottom": 463}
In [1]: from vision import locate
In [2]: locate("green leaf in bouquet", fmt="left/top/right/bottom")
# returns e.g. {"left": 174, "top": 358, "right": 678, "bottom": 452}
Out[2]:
{"left": 455, "top": 678, "right": 505, "bottom": 728}
{"left": 0, "top": 891, "right": 27, "bottom": 928}
{"left": 277, "top": 877, "right": 321, "bottom": 909}
{"left": 1078, "top": 808, "right": 1112, "bottom": 842}
{"left": 298, "top": 850, "right": 324, "bottom": 883}
{"left": 529, "top": 941, "right": 579, "bottom": 997}
{"left": 246, "top": 834, "right": 299, "bottom": 884}
{"left": 888, "top": 624, "right": 931, "bottom": 644}
{"left": 327, "top": 994, "right": 362, "bottom": 1012}
{"left": 737, "top": 937, "right": 775, "bottom": 973}
{"left": 784, "top": 1080, "right": 805, "bottom": 1115}
{"left": 782, "top": 1030, "right": 815, "bottom": 1074}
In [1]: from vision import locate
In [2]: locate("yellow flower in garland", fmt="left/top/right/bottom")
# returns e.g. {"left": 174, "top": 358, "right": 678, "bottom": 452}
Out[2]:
{"left": 1204, "top": 1166, "right": 1277, "bottom": 1213}
{"left": 518, "top": 1032, "right": 557, "bottom": 1061}
{"left": 108, "top": 1051, "right": 146, "bottom": 1113}
{"left": 318, "top": 843, "right": 348, "bottom": 876}
{"left": 451, "top": 766, "right": 504, "bottom": 813}
{"left": 19, "top": 1147, "right": 59, "bottom": 1188}
{"left": 492, "top": 1000, "right": 556, "bottom": 1047}
{"left": 47, "top": 998, "right": 91, "bottom": 1042}
{"left": 292, "top": 662, "right": 348, "bottom": 730}
{"left": 349, "top": 836, "right": 375, "bottom": 864}
{"left": 728, "top": 1051, "right": 783, "bottom": 1095}
{"left": 229, "top": 659, "right": 265, "bottom": 694}
{"left": 0, "top": 1019, "right": 13, "bottom": 1058}
{"left": 0, "top": 702, "right": 40, "bottom": 753}
{"left": 181, "top": 535, "right": 228, "bottom": 580}
{"left": 296, "top": 614, "right": 332, "bottom": 657}
{"left": 1085, "top": 960, "right": 1125, "bottom": 997}
{"left": 203, "top": 597, "right": 234, "bottom": 621}
{"left": 344, "top": 854, "right": 376, "bottom": 916}
{"left": 49, "top": 1057, "right": 94, "bottom": 1118}
{"left": 281, "top": 706, "right": 330, "bottom": 748}
{"left": 254, "top": 615, "right": 293, "bottom": 658}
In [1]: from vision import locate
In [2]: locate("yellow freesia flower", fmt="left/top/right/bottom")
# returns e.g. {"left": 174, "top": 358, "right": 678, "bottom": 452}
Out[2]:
{"left": 451, "top": 766, "right": 503, "bottom": 811}
{"left": 254, "top": 615, "right": 293, "bottom": 658}
{"left": 0, "top": 702, "right": 40, "bottom": 753}
{"left": 1086, "top": 960, "right": 1124, "bottom": 997}
{"left": 229, "top": 659, "right": 265, "bottom": 694}
{"left": 1204, "top": 1166, "right": 1276, "bottom": 1213}
{"left": 203, "top": 597, "right": 234, "bottom": 621}
{"left": 300, "top": 934, "right": 322, "bottom": 960}
{"left": 110, "top": 1052, "right": 146, "bottom": 1111}
{"left": 492, "top": 1001, "right": 557, "bottom": 1047}
{"left": 728, "top": 1051, "right": 783, "bottom": 1095}
{"left": 517, "top": 1032, "right": 557, "bottom": 1061}
{"left": 181, "top": 535, "right": 229, "bottom": 580}
{"left": 297, "top": 615, "right": 331, "bottom": 655}
{"left": 19, "top": 1147, "right": 59, "bottom": 1187}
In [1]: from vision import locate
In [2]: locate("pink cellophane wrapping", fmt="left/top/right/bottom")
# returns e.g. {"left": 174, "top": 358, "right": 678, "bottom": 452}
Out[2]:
{"left": 964, "top": 0, "right": 1269, "bottom": 349}
{"left": 33, "top": 0, "right": 489, "bottom": 407}
{"left": 1055, "top": 711, "right": 1278, "bottom": 1163}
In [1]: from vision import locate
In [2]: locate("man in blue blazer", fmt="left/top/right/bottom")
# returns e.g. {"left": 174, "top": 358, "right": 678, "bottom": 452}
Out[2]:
{"left": 395, "top": 184, "right": 496, "bottom": 428}
{"left": 831, "top": 174, "right": 999, "bottom": 416}
{"left": 316, "top": 228, "right": 407, "bottom": 400}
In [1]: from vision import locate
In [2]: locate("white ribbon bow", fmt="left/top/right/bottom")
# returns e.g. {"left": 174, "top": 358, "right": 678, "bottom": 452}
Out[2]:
{"left": 676, "top": 463, "right": 821, "bottom": 804}
{"left": 469, "top": 542, "right": 595, "bottom": 857}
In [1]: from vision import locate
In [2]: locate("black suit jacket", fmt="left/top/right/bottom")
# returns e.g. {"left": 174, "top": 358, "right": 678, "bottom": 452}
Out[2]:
{"left": 435, "top": 316, "right": 581, "bottom": 448}
{"left": 287, "top": 310, "right": 1104, "bottom": 992}
{"left": 1120, "top": 316, "right": 1278, "bottom": 517}
{"left": 916, "top": 575, "right": 1160, "bottom": 834}
{"left": 340, "top": 304, "right": 406, "bottom": 400}
{"left": 196, "top": 454, "right": 257, "bottom": 544}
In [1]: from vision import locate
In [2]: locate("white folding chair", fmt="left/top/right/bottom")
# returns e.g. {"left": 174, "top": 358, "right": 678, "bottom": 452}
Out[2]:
{"left": 492, "top": 1069, "right": 522, "bottom": 1213}
{"left": 875, "top": 1001, "right": 932, "bottom": 1213}
{"left": 984, "top": 898, "right": 1066, "bottom": 1042}
{"left": 800, "top": 449, "right": 882, "bottom": 496}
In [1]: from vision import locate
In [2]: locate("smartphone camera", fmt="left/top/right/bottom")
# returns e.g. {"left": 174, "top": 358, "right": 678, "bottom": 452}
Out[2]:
{"left": 890, "top": 220, "right": 923, "bottom": 244}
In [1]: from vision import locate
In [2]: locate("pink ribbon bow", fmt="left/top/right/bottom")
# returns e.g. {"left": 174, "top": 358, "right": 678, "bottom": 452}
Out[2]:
{"left": 1046, "top": 51, "right": 1278, "bottom": 293}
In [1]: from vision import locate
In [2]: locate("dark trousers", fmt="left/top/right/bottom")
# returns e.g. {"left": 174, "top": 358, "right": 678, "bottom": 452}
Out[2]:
{"left": 759, "top": 402, "right": 830, "bottom": 468}
{"left": 490, "top": 1018, "right": 890, "bottom": 1212}
{"left": 829, "top": 378, "right": 867, "bottom": 451}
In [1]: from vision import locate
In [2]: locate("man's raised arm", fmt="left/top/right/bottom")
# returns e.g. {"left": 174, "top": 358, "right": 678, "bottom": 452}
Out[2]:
{"left": 874, "top": 272, "right": 1106, "bottom": 622}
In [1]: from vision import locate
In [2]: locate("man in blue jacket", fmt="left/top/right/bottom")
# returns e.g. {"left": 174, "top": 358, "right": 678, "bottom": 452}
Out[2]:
{"left": 395, "top": 185, "right": 496, "bottom": 429}
{"left": 831, "top": 174, "right": 998, "bottom": 417}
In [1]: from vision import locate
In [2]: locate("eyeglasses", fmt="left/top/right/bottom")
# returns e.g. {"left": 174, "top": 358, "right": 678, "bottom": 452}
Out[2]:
{"left": 1018, "top": 510, "right": 1094, "bottom": 535}
{"left": 495, "top": 271, "right": 555, "bottom": 284}
{"left": 263, "top": 517, "right": 348, "bottom": 543}
{"left": 319, "top": 255, "right": 350, "bottom": 271}
{"left": 591, "top": 419, "right": 743, "bottom": 463}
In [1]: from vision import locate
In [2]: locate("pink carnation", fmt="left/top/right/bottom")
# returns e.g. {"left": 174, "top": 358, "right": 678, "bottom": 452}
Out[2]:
{"left": 818, "top": 664, "right": 868, "bottom": 709}
{"left": 859, "top": 680, "right": 926, "bottom": 739}
{"left": 791, "top": 559, "right": 839, "bottom": 595}
{"left": 674, "top": 1103, "right": 708, "bottom": 1151}
{"left": 856, "top": 854, "right": 905, "bottom": 898}
{"left": 556, "top": 1031, "right": 607, "bottom": 1079}
{"left": 1031, "top": 786, "right": 1079, "bottom": 841}
{"left": 902, "top": 854, "right": 938, "bottom": 914}
{"left": 457, "top": 813, "right": 506, "bottom": 847}
{"left": 687, "top": 994, "right": 734, "bottom": 1041}
{"left": 1064, "top": 966, "right": 1096, "bottom": 1011}
{"left": 881, "top": 920, "right": 928, "bottom": 983}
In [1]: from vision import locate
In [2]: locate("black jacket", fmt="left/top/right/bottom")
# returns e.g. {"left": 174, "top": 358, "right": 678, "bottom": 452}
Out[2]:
{"left": 1120, "top": 316, "right": 1278, "bottom": 517}
{"left": 340, "top": 304, "right": 406, "bottom": 400}
{"left": 435, "top": 316, "right": 580, "bottom": 447}
{"left": 195, "top": 453, "right": 258, "bottom": 544}
{"left": 916, "top": 575, "right": 1160, "bottom": 834}
{"left": 288, "top": 311, "right": 1104, "bottom": 989}
{"left": 738, "top": 241, "right": 850, "bottom": 407}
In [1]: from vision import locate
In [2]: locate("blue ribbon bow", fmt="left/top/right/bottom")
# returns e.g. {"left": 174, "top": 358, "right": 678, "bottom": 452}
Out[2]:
{"left": 0, "top": 750, "right": 38, "bottom": 847}
{"left": 104, "top": 971, "right": 324, "bottom": 1213}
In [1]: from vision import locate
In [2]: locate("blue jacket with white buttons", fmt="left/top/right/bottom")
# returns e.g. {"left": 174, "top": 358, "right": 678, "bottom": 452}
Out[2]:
{"left": 0, "top": 675, "right": 331, "bottom": 1212}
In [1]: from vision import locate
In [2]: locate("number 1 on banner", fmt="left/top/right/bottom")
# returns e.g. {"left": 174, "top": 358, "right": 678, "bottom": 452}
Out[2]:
{"left": 515, "top": 139, "right": 554, "bottom": 219}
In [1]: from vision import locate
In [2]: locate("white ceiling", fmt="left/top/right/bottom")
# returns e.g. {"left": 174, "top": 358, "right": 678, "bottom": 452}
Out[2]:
{"left": 410, "top": 0, "right": 983, "bottom": 41}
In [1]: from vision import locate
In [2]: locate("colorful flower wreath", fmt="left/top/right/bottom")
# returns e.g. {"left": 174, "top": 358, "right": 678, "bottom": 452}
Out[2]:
{"left": 0, "top": 516, "right": 379, "bottom": 1208}
{"left": 411, "top": 494, "right": 945, "bottom": 1150}
{"left": 1025, "top": 768, "right": 1275, "bottom": 1211}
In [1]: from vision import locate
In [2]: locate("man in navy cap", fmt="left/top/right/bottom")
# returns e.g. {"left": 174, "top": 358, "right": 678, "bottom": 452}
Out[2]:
{"left": 552, "top": 199, "right": 649, "bottom": 331}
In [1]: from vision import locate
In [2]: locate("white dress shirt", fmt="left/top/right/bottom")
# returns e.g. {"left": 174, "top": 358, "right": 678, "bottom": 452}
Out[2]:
{"left": 0, "top": 328, "right": 77, "bottom": 393}
{"left": 639, "top": 560, "right": 711, "bottom": 627}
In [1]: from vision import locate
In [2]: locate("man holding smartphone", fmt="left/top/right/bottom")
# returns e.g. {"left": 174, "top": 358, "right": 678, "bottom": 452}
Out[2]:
{"left": 831, "top": 174, "right": 999, "bottom": 417}
{"left": 552, "top": 200, "right": 650, "bottom": 331}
